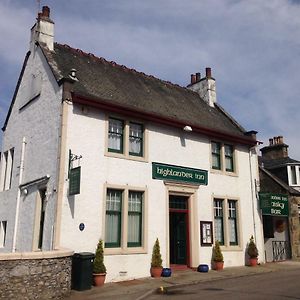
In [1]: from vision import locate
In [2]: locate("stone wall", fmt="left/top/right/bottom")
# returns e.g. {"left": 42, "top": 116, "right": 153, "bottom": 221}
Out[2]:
{"left": 0, "top": 250, "right": 73, "bottom": 299}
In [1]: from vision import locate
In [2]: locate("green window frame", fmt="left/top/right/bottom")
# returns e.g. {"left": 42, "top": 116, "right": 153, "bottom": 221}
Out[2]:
{"left": 211, "top": 142, "right": 221, "bottom": 170}
{"left": 225, "top": 144, "right": 234, "bottom": 172}
{"left": 127, "top": 191, "right": 143, "bottom": 247}
{"left": 129, "top": 122, "right": 143, "bottom": 157}
{"left": 228, "top": 200, "right": 238, "bottom": 245}
{"left": 108, "top": 118, "right": 124, "bottom": 153}
{"left": 214, "top": 199, "right": 224, "bottom": 245}
{"left": 105, "top": 189, "right": 122, "bottom": 248}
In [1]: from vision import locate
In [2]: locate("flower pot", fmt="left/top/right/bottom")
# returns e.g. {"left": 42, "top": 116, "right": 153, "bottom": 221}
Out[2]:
{"left": 93, "top": 273, "right": 106, "bottom": 286}
{"left": 161, "top": 268, "right": 172, "bottom": 277}
{"left": 213, "top": 261, "right": 224, "bottom": 271}
{"left": 197, "top": 264, "right": 209, "bottom": 273}
{"left": 150, "top": 267, "right": 163, "bottom": 278}
{"left": 249, "top": 258, "right": 258, "bottom": 267}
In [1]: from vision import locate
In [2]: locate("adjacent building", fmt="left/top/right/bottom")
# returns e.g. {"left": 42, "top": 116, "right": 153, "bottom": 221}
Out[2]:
{"left": 259, "top": 136, "right": 300, "bottom": 262}
{"left": 0, "top": 6, "right": 264, "bottom": 282}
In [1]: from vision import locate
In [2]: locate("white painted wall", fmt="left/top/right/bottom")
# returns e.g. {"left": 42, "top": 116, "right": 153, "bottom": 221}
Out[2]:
{"left": 0, "top": 46, "right": 62, "bottom": 252}
{"left": 59, "top": 103, "right": 264, "bottom": 282}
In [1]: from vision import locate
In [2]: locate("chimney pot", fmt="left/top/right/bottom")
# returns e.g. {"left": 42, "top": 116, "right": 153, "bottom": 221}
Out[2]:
{"left": 206, "top": 67, "right": 212, "bottom": 78}
{"left": 42, "top": 6, "right": 50, "bottom": 17}
{"left": 278, "top": 136, "right": 283, "bottom": 144}
{"left": 269, "top": 138, "right": 273, "bottom": 146}
{"left": 191, "top": 74, "right": 196, "bottom": 84}
{"left": 196, "top": 72, "right": 201, "bottom": 82}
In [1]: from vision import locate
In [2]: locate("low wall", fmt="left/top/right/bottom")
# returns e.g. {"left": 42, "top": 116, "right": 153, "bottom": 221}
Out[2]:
{"left": 0, "top": 249, "right": 73, "bottom": 300}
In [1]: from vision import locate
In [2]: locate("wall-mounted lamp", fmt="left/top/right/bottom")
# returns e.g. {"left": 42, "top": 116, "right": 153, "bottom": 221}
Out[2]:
{"left": 23, "top": 188, "right": 28, "bottom": 195}
{"left": 183, "top": 125, "right": 193, "bottom": 132}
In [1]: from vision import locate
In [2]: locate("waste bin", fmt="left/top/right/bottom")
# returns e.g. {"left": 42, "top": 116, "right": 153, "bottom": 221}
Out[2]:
{"left": 71, "top": 252, "right": 95, "bottom": 291}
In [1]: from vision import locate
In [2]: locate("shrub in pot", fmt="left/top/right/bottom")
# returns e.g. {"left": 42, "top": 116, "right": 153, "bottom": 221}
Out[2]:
{"left": 212, "top": 240, "right": 224, "bottom": 270}
{"left": 93, "top": 239, "right": 107, "bottom": 286}
{"left": 151, "top": 238, "right": 163, "bottom": 277}
{"left": 247, "top": 235, "right": 258, "bottom": 266}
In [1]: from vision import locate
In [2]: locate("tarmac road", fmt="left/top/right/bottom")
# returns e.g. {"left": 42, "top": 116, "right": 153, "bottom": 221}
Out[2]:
{"left": 147, "top": 267, "right": 300, "bottom": 299}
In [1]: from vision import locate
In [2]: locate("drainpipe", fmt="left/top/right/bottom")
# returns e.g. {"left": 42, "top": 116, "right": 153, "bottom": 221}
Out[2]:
{"left": 12, "top": 137, "right": 26, "bottom": 252}
{"left": 249, "top": 146, "right": 258, "bottom": 243}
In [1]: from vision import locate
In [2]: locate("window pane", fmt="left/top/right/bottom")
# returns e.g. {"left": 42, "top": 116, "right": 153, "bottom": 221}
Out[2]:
{"left": 228, "top": 200, "right": 238, "bottom": 245}
{"left": 291, "top": 166, "right": 297, "bottom": 185}
{"left": 128, "top": 191, "right": 143, "bottom": 247}
{"left": 212, "top": 142, "right": 221, "bottom": 170}
{"left": 129, "top": 123, "right": 143, "bottom": 156}
{"left": 108, "top": 118, "right": 124, "bottom": 153}
{"left": 214, "top": 199, "right": 224, "bottom": 244}
{"left": 225, "top": 144, "right": 234, "bottom": 172}
{"left": 105, "top": 189, "right": 122, "bottom": 247}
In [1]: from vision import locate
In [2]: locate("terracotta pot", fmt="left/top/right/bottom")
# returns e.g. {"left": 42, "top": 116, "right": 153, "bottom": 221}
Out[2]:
{"left": 214, "top": 261, "right": 224, "bottom": 271}
{"left": 150, "top": 267, "right": 163, "bottom": 278}
{"left": 93, "top": 273, "right": 106, "bottom": 286}
{"left": 249, "top": 258, "right": 258, "bottom": 267}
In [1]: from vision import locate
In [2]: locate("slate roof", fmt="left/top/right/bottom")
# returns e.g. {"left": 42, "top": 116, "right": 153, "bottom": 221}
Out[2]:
{"left": 259, "top": 166, "right": 300, "bottom": 196}
{"left": 259, "top": 156, "right": 300, "bottom": 169}
{"left": 39, "top": 43, "right": 257, "bottom": 144}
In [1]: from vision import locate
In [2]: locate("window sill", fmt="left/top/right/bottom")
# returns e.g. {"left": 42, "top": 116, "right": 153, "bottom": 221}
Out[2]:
{"left": 220, "top": 245, "right": 242, "bottom": 252}
{"left": 105, "top": 151, "right": 148, "bottom": 163}
{"left": 210, "top": 169, "right": 238, "bottom": 177}
{"left": 104, "top": 247, "right": 147, "bottom": 255}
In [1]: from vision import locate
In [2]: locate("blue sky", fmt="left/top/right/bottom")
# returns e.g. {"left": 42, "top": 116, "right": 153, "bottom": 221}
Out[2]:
{"left": 0, "top": 0, "right": 299, "bottom": 159}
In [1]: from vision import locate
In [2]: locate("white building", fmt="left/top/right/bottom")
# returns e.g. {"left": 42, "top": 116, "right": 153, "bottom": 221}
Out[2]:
{"left": 0, "top": 6, "right": 264, "bottom": 282}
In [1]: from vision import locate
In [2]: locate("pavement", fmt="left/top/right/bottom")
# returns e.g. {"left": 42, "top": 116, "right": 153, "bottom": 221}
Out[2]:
{"left": 66, "top": 261, "right": 300, "bottom": 300}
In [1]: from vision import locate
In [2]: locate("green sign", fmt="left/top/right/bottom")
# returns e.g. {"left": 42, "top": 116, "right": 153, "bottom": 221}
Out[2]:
{"left": 259, "top": 193, "right": 289, "bottom": 216}
{"left": 69, "top": 166, "right": 81, "bottom": 195}
{"left": 152, "top": 162, "right": 208, "bottom": 185}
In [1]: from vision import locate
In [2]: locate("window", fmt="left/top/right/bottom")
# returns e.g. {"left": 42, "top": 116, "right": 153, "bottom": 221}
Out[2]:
{"left": 211, "top": 142, "right": 221, "bottom": 170}
{"left": 107, "top": 117, "right": 146, "bottom": 159}
{"left": 228, "top": 200, "right": 238, "bottom": 245}
{"left": 127, "top": 191, "right": 143, "bottom": 247}
{"left": 290, "top": 166, "right": 297, "bottom": 185}
{"left": 214, "top": 199, "right": 224, "bottom": 245}
{"left": 0, "top": 148, "right": 14, "bottom": 191}
{"left": 108, "top": 118, "right": 124, "bottom": 153}
{"left": 105, "top": 186, "right": 145, "bottom": 251}
{"left": 129, "top": 122, "right": 143, "bottom": 156}
{"left": 225, "top": 144, "right": 234, "bottom": 172}
{"left": 0, "top": 221, "right": 7, "bottom": 247}
{"left": 213, "top": 198, "right": 239, "bottom": 247}
{"left": 211, "top": 141, "right": 235, "bottom": 173}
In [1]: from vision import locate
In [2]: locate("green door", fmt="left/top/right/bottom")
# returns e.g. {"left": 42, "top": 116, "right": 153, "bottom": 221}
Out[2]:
{"left": 170, "top": 212, "right": 187, "bottom": 265}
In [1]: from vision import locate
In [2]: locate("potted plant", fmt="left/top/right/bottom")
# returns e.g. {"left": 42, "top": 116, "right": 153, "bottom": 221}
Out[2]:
{"left": 150, "top": 238, "right": 163, "bottom": 277}
{"left": 212, "top": 240, "right": 224, "bottom": 270}
{"left": 247, "top": 235, "right": 258, "bottom": 266}
{"left": 93, "top": 239, "right": 107, "bottom": 286}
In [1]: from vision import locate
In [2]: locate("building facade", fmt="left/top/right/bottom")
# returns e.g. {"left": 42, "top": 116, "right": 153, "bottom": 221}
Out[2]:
{"left": 0, "top": 7, "right": 264, "bottom": 282}
{"left": 259, "top": 136, "right": 300, "bottom": 262}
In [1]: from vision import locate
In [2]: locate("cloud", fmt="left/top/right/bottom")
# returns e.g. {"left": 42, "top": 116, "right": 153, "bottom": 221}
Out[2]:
{"left": 0, "top": 0, "right": 299, "bottom": 159}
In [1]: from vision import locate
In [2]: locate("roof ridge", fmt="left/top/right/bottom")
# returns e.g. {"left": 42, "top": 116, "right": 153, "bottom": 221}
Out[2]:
{"left": 55, "top": 42, "right": 194, "bottom": 94}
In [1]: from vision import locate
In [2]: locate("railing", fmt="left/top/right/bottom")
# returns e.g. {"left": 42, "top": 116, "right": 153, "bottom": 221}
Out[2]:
{"left": 272, "top": 241, "right": 291, "bottom": 261}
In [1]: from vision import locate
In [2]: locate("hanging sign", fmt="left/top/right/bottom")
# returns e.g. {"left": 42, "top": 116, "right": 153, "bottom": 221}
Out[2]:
{"left": 259, "top": 193, "right": 289, "bottom": 216}
{"left": 152, "top": 162, "right": 208, "bottom": 185}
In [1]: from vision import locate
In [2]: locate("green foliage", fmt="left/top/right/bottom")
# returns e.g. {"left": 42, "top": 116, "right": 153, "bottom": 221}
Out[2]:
{"left": 247, "top": 235, "right": 258, "bottom": 258}
{"left": 93, "top": 239, "right": 107, "bottom": 274}
{"left": 212, "top": 240, "right": 224, "bottom": 262}
{"left": 151, "top": 238, "right": 163, "bottom": 268}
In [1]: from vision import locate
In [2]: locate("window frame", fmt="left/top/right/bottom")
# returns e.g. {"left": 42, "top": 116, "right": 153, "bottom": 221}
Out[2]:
{"left": 106, "top": 116, "right": 147, "bottom": 161}
{"left": 104, "top": 184, "right": 147, "bottom": 254}
{"left": 0, "top": 221, "right": 7, "bottom": 248}
{"left": 211, "top": 141, "right": 222, "bottom": 170}
{"left": 213, "top": 199, "right": 224, "bottom": 245}
{"left": 210, "top": 141, "right": 236, "bottom": 174}
{"left": 108, "top": 118, "right": 124, "bottom": 154}
{"left": 213, "top": 197, "right": 240, "bottom": 248}
{"left": 0, "top": 148, "right": 14, "bottom": 191}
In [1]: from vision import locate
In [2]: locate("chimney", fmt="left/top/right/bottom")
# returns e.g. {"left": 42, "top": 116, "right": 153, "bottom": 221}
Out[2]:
{"left": 187, "top": 67, "right": 216, "bottom": 107}
{"left": 261, "top": 136, "right": 289, "bottom": 160}
{"left": 30, "top": 6, "right": 54, "bottom": 51}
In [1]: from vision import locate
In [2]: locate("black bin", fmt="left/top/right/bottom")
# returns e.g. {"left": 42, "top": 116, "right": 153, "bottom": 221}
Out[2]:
{"left": 71, "top": 252, "right": 95, "bottom": 291}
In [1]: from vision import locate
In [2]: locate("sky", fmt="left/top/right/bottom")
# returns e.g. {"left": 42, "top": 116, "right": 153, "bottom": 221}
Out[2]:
{"left": 0, "top": 0, "right": 299, "bottom": 159}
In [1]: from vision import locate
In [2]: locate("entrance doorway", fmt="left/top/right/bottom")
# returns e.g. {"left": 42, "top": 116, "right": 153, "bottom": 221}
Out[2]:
{"left": 169, "top": 195, "right": 189, "bottom": 266}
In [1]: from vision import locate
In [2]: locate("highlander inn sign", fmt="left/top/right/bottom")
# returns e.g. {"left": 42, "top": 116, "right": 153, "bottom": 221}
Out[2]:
{"left": 152, "top": 162, "right": 208, "bottom": 185}
{"left": 259, "top": 193, "right": 289, "bottom": 217}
